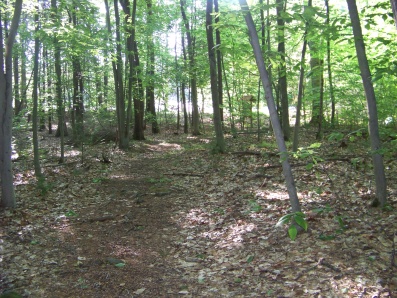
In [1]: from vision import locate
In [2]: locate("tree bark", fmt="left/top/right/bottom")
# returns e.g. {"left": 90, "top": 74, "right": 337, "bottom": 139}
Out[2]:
{"left": 145, "top": 0, "right": 159, "bottom": 134}
{"left": 32, "top": 4, "right": 42, "bottom": 179}
{"left": 180, "top": 0, "right": 200, "bottom": 135}
{"left": 0, "top": 0, "right": 23, "bottom": 208}
{"left": 276, "top": 0, "right": 290, "bottom": 140}
{"left": 206, "top": 0, "right": 225, "bottom": 153}
{"left": 346, "top": 0, "right": 387, "bottom": 207}
{"left": 239, "top": 0, "right": 301, "bottom": 213}
{"left": 52, "top": 0, "right": 66, "bottom": 163}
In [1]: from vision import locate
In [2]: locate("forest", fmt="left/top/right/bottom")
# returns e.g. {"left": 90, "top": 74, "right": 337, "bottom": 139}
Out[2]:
{"left": 1, "top": 0, "right": 397, "bottom": 297}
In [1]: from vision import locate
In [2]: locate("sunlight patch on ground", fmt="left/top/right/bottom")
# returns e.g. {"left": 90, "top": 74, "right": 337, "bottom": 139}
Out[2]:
{"left": 201, "top": 221, "right": 257, "bottom": 249}
{"left": 146, "top": 142, "right": 183, "bottom": 152}
{"left": 64, "top": 149, "right": 81, "bottom": 157}
{"left": 255, "top": 190, "right": 290, "bottom": 201}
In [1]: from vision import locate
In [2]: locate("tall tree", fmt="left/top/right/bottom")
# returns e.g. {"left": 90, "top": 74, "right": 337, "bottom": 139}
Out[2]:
{"left": 346, "top": 0, "right": 387, "bottom": 207}
{"left": 276, "top": 0, "right": 290, "bottom": 140}
{"left": 70, "top": 0, "right": 85, "bottom": 144}
{"left": 325, "top": 0, "right": 336, "bottom": 127}
{"left": 180, "top": 0, "right": 200, "bottom": 135}
{"left": 206, "top": 0, "right": 225, "bottom": 153}
{"left": 239, "top": 0, "right": 301, "bottom": 213}
{"left": 0, "top": 0, "right": 23, "bottom": 208}
{"left": 292, "top": 1, "right": 310, "bottom": 152}
{"left": 214, "top": 0, "right": 223, "bottom": 123}
{"left": 32, "top": 3, "right": 43, "bottom": 179}
{"left": 52, "top": 0, "right": 66, "bottom": 163}
{"left": 307, "top": 2, "right": 324, "bottom": 127}
{"left": 145, "top": 0, "right": 159, "bottom": 134}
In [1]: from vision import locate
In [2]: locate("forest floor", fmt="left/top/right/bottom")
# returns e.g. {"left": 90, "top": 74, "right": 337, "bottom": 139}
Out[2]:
{"left": 1, "top": 124, "right": 397, "bottom": 297}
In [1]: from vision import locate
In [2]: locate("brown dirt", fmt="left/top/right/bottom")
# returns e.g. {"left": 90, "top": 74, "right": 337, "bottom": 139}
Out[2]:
{"left": 1, "top": 129, "right": 397, "bottom": 297}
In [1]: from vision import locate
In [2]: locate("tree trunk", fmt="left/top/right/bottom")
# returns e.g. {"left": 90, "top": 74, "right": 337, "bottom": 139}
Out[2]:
{"left": 180, "top": 0, "right": 200, "bottom": 135}
{"left": 206, "top": 0, "right": 225, "bottom": 153}
{"left": 346, "top": 0, "right": 387, "bottom": 207}
{"left": 324, "top": 0, "right": 336, "bottom": 127}
{"left": 292, "top": 37, "right": 308, "bottom": 152}
{"left": 32, "top": 5, "right": 42, "bottom": 179}
{"left": 276, "top": 0, "right": 290, "bottom": 140}
{"left": 145, "top": 0, "right": 159, "bottom": 134}
{"left": 52, "top": 0, "right": 66, "bottom": 163}
{"left": 0, "top": 0, "right": 22, "bottom": 208}
{"left": 214, "top": 0, "right": 223, "bottom": 123}
{"left": 239, "top": 0, "right": 301, "bottom": 213}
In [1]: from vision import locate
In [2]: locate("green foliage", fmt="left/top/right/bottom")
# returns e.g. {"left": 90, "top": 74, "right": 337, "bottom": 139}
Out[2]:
{"left": 248, "top": 200, "right": 262, "bottom": 213}
{"left": 37, "top": 176, "right": 53, "bottom": 196}
{"left": 292, "top": 143, "right": 323, "bottom": 170}
{"left": 276, "top": 211, "right": 308, "bottom": 240}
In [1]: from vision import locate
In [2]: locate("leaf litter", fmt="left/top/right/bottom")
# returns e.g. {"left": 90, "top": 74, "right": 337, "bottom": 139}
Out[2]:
{"left": 0, "top": 127, "right": 396, "bottom": 297}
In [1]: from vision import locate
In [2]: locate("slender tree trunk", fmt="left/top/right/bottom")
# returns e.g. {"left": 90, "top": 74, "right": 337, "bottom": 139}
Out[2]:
{"left": 32, "top": 5, "right": 42, "bottom": 179}
{"left": 52, "top": 0, "right": 66, "bottom": 163}
{"left": 145, "top": 0, "right": 159, "bottom": 134}
{"left": 239, "top": 0, "right": 301, "bottom": 213}
{"left": 214, "top": 0, "right": 223, "bottom": 123}
{"left": 181, "top": 30, "right": 189, "bottom": 134}
{"left": 206, "top": 0, "right": 225, "bottom": 153}
{"left": 292, "top": 38, "right": 308, "bottom": 152}
{"left": 325, "top": 0, "right": 336, "bottom": 127}
{"left": 13, "top": 47, "right": 20, "bottom": 116}
{"left": 0, "top": 0, "right": 22, "bottom": 208}
{"left": 276, "top": 0, "right": 290, "bottom": 140}
{"left": 346, "top": 0, "right": 387, "bottom": 207}
{"left": 180, "top": 0, "right": 200, "bottom": 135}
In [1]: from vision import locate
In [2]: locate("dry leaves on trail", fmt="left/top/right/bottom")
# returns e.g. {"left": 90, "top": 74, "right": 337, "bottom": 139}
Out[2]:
{"left": 1, "top": 130, "right": 397, "bottom": 297}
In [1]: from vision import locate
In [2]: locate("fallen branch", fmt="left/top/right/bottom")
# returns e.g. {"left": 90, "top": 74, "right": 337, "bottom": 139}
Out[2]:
{"left": 166, "top": 172, "right": 205, "bottom": 177}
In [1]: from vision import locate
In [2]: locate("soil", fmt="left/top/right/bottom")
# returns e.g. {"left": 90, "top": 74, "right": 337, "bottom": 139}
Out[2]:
{"left": 1, "top": 128, "right": 397, "bottom": 297}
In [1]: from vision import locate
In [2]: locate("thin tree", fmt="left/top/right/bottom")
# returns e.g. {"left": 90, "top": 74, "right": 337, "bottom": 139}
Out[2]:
{"left": 214, "top": 0, "right": 223, "bottom": 123}
{"left": 51, "top": 0, "right": 66, "bottom": 163}
{"left": 180, "top": 0, "right": 200, "bottom": 135}
{"left": 292, "top": 6, "right": 309, "bottom": 152}
{"left": 145, "top": 0, "right": 159, "bottom": 134}
{"left": 239, "top": 0, "right": 301, "bottom": 213}
{"left": 325, "top": 0, "right": 336, "bottom": 127}
{"left": 206, "top": 0, "right": 225, "bottom": 153}
{"left": 346, "top": 0, "right": 387, "bottom": 207}
{"left": 32, "top": 3, "right": 43, "bottom": 179}
{"left": 276, "top": 0, "right": 290, "bottom": 140}
{"left": 0, "top": 0, "right": 23, "bottom": 208}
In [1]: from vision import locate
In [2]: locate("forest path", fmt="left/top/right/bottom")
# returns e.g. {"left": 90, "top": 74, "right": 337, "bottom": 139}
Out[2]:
{"left": 2, "top": 131, "right": 396, "bottom": 297}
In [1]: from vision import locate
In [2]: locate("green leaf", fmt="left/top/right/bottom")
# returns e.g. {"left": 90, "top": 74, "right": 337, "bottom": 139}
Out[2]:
{"left": 276, "top": 214, "right": 292, "bottom": 227}
{"left": 306, "top": 163, "right": 314, "bottom": 170}
{"left": 294, "top": 215, "right": 308, "bottom": 231}
{"left": 319, "top": 234, "right": 335, "bottom": 241}
{"left": 114, "top": 262, "right": 126, "bottom": 268}
{"left": 288, "top": 225, "right": 298, "bottom": 240}
{"left": 246, "top": 255, "right": 255, "bottom": 263}
{"left": 65, "top": 210, "right": 77, "bottom": 217}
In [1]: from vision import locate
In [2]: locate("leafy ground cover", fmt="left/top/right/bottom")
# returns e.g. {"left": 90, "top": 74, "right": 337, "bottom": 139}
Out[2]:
{"left": 1, "top": 126, "right": 397, "bottom": 297}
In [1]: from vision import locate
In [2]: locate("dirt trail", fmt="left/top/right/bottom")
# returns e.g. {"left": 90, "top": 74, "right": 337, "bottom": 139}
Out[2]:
{"left": 1, "top": 133, "right": 396, "bottom": 297}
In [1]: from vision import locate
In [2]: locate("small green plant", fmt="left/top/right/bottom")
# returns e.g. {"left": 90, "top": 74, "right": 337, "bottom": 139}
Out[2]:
{"left": 276, "top": 211, "right": 308, "bottom": 240}
{"left": 37, "top": 176, "right": 53, "bottom": 195}
{"left": 213, "top": 207, "right": 225, "bottom": 215}
{"left": 248, "top": 200, "right": 262, "bottom": 213}
{"left": 328, "top": 132, "right": 344, "bottom": 142}
{"left": 292, "top": 143, "right": 323, "bottom": 170}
